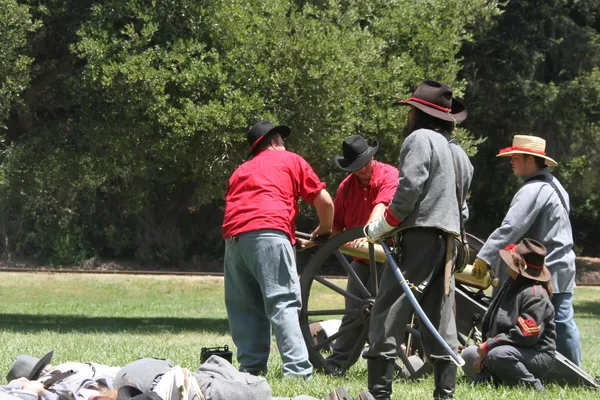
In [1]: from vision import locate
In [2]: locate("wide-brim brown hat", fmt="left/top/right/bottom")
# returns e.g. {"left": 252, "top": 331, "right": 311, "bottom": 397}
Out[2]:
{"left": 334, "top": 135, "right": 379, "bottom": 172}
{"left": 497, "top": 135, "right": 558, "bottom": 167}
{"left": 247, "top": 120, "right": 291, "bottom": 154}
{"left": 394, "top": 80, "right": 467, "bottom": 122}
{"left": 499, "top": 239, "right": 552, "bottom": 283}
{"left": 6, "top": 349, "right": 54, "bottom": 382}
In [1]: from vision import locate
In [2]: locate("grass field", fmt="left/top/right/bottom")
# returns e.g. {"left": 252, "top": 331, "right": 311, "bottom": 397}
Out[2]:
{"left": 0, "top": 272, "right": 598, "bottom": 399}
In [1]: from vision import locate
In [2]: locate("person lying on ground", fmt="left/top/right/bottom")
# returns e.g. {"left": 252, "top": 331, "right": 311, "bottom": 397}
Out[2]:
{"left": 4, "top": 351, "right": 373, "bottom": 400}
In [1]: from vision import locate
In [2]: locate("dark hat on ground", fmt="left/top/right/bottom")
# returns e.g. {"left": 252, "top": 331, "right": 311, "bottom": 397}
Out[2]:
{"left": 6, "top": 349, "right": 54, "bottom": 382}
{"left": 499, "top": 238, "right": 552, "bottom": 283}
{"left": 247, "top": 120, "right": 291, "bottom": 153}
{"left": 394, "top": 80, "right": 467, "bottom": 122}
{"left": 113, "top": 358, "right": 174, "bottom": 392}
{"left": 334, "top": 135, "right": 379, "bottom": 172}
{"left": 117, "top": 386, "right": 163, "bottom": 400}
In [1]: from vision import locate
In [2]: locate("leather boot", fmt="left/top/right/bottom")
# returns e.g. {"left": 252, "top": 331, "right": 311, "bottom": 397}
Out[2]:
{"left": 323, "top": 387, "right": 352, "bottom": 400}
{"left": 432, "top": 362, "right": 457, "bottom": 399}
{"left": 354, "top": 389, "right": 376, "bottom": 400}
{"left": 367, "top": 358, "right": 394, "bottom": 400}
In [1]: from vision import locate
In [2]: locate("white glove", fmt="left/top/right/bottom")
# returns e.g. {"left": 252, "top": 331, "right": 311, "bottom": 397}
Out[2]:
{"left": 364, "top": 217, "right": 395, "bottom": 242}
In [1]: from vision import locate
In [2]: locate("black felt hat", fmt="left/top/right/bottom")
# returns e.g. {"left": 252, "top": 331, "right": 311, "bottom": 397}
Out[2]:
{"left": 247, "top": 120, "right": 291, "bottom": 154}
{"left": 334, "top": 135, "right": 379, "bottom": 172}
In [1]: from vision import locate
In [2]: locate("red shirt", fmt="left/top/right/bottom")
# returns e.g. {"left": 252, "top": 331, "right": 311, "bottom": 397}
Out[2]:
{"left": 333, "top": 161, "right": 399, "bottom": 232}
{"left": 222, "top": 149, "right": 326, "bottom": 243}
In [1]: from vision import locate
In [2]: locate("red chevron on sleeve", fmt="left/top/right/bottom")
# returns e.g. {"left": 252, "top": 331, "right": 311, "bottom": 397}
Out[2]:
{"left": 517, "top": 316, "right": 541, "bottom": 337}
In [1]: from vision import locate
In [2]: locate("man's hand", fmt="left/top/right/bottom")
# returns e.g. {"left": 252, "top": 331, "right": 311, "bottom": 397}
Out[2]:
{"left": 364, "top": 217, "right": 394, "bottom": 242}
{"left": 472, "top": 258, "right": 490, "bottom": 279}
{"left": 296, "top": 238, "right": 316, "bottom": 251}
{"left": 477, "top": 343, "right": 487, "bottom": 358}
{"left": 348, "top": 237, "right": 368, "bottom": 249}
{"left": 22, "top": 381, "right": 45, "bottom": 396}
{"left": 311, "top": 225, "right": 332, "bottom": 242}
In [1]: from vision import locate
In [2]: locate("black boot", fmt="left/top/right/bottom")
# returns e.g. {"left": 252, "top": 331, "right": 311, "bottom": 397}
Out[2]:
{"left": 367, "top": 358, "right": 394, "bottom": 400}
{"left": 433, "top": 362, "right": 457, "bottom": 399}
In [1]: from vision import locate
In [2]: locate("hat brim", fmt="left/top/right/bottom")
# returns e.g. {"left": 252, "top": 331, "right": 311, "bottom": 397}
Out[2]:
{"left": 499, "top": 249, "right": 552, "bottom": 283}
{"left": 249, "top": 125, "right": 291, "bottom": 154}
{"left": 496, "top": 150, "right": 558, "bottom": 167}
{"left": 118, "top": 386, "right": 144, "bottom": 400}
{"left": 334, "top": 142, "right": 379, "bottom": 172}
{"left": 29, "top": 349, "right": 54, "bottom": 380}
{"left": 394, "top": 98, "right": 467, "bottom": 122}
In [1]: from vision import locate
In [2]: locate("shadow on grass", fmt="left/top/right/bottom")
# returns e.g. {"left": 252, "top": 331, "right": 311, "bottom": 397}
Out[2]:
{"left": 0, "top": 314, "right": 230, "bottom": 334}
{"left": 575, "top": 301, "right": 600, "bottom": 319}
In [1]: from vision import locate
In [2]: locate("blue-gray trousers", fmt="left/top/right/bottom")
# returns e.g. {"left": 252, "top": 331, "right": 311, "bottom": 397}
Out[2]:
{"left": 364, "top": 228, "right": 458, "bottom": 362}
{"left": 224, "top": 229, "right": 312, "bottom": 377}
{"left": 462, "top": 344, "right": 554, "bottom": 389}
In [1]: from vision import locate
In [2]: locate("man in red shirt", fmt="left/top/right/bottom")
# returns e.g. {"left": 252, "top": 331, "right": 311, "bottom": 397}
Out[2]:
{"left": 222, "top": 120, "right": 334, "bottom": 379}
{"left": 327, "top": 135, "right": 399, "bottom": 371}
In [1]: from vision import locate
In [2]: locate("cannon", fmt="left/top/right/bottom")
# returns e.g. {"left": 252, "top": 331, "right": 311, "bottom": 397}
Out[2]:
{"left": 297, "top": 227, "right": 600, "bottom": 388}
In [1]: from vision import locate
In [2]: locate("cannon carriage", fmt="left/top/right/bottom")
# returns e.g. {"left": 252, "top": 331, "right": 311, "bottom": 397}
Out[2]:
{"left": 297, "top": 227, "right": 599, "bottom": 388}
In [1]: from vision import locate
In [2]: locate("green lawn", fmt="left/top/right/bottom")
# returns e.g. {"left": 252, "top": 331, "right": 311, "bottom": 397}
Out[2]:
{"left": 0, "top": 273, "right": 598, "bottom": 399}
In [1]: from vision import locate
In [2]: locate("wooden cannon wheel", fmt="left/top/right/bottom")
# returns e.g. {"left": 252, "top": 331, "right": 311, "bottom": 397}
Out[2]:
{"left": 298, "top": 227, "right": 487, "bottom": 377}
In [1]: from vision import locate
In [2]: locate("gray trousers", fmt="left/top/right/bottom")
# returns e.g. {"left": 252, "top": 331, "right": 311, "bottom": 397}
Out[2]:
{"left": 364, "top": 228, "right": 458, "bottom": 362}
{"left": 327, "top": 259, "right": 383, "bottom": 368}
{"left": 461, "top": 344, "right": 554, "bottom": 389}
{"left": 224, "top": 230, "right": 312, "bottom": 377}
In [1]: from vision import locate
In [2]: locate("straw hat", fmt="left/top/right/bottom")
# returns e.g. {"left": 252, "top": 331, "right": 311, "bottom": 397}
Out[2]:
{"left": 497, "top": 135, "right": 557, "bottom": 167}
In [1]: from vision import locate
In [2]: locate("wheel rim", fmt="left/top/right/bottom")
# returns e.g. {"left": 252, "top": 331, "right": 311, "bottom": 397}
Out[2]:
{"left": 298, "top": 228, "right": 488, "bottom": 376}
{"left": 299, "top": 227, "right": 376, "bottom": 375}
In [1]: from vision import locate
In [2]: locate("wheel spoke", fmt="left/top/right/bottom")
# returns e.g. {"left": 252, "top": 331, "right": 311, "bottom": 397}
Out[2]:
{"left": 333, "top": 249, "right": 371, "bottom": 298}
{"left": 315, "top": 318, "right": 363, "bottom": 351}
{"left": 368, "top": 242, "right": 378, "bottom": 294}
{"left": 313, "top": 274, "right": 362, "bottom": 303}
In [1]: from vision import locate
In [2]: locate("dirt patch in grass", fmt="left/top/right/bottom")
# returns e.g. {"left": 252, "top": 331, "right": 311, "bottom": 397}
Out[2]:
{"left": 575, "top": 257, "right": 600, "bottom": 285}
{"left": 2, "top": 255, "right": 600, "bottom": 284}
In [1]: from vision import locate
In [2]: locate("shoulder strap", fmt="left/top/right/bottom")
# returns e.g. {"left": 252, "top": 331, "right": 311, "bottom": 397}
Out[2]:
{"left": 525, "top": 174, "right": 568, "bottom": 211}
{"left": 447, "top": 139, "right": 465, "bottom": 239}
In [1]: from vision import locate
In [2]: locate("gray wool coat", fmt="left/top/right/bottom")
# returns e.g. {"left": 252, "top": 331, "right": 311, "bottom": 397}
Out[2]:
{"left": 388, "top": 129, "right": 473, "bottom": 234}
{"left": 477, "top": 168, "right": 576, "bottom": 293}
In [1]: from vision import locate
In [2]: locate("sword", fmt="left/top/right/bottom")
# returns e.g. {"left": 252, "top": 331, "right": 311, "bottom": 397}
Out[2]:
{"left": 380, "top": 241, "right": 465, "bottom": 366}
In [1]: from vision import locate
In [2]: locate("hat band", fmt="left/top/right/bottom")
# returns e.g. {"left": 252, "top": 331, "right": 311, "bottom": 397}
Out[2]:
{"left": 509, "top": 247, "right": 543, "bottom": 270}
{"left": 405, "top": 97, "right": 451, "bottom": 113}
{"left": 346, "top": 147, "right": 372, "bottom": 161}
{"left": 499, "top": 146, "right": 547, "bottom": 157}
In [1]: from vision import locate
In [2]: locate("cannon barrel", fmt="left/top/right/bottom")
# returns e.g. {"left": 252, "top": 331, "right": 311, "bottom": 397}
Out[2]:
{"left": 297, "top": 231, "right": 498, "bottom": 290}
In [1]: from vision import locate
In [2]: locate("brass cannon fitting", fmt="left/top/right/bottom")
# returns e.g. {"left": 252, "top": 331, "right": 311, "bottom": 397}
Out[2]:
{"left": 338, "top": 242, "right": 499, "bottom": 290}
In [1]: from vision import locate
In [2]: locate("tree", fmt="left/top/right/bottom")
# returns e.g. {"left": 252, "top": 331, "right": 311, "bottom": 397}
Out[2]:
{"left": 461, "top": 0, "right": 600, "bottom": 254}
{"left": 0, "top": 0, "right": 499, "bottom": 265}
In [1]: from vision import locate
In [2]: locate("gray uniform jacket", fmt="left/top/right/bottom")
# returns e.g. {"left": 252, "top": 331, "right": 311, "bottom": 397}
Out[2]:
{"left": 482, "top": 277, "right": 556, "bottom": 355}
{"left": 477, "top": 168, "right": 576, "bottom": 293}
{"left": 388, "top": 129, "right": 474, "bottom": 234}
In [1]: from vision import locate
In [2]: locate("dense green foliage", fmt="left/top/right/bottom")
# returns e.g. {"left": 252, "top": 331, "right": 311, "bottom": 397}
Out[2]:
{"left": 0, "top": 0, "right": 598, "bottom": 265}
{"left": 0, "top": 0, "right": 496, "bottom": 265}
{"left": 460, "top": 0, "right": 600, "bottom": 254}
